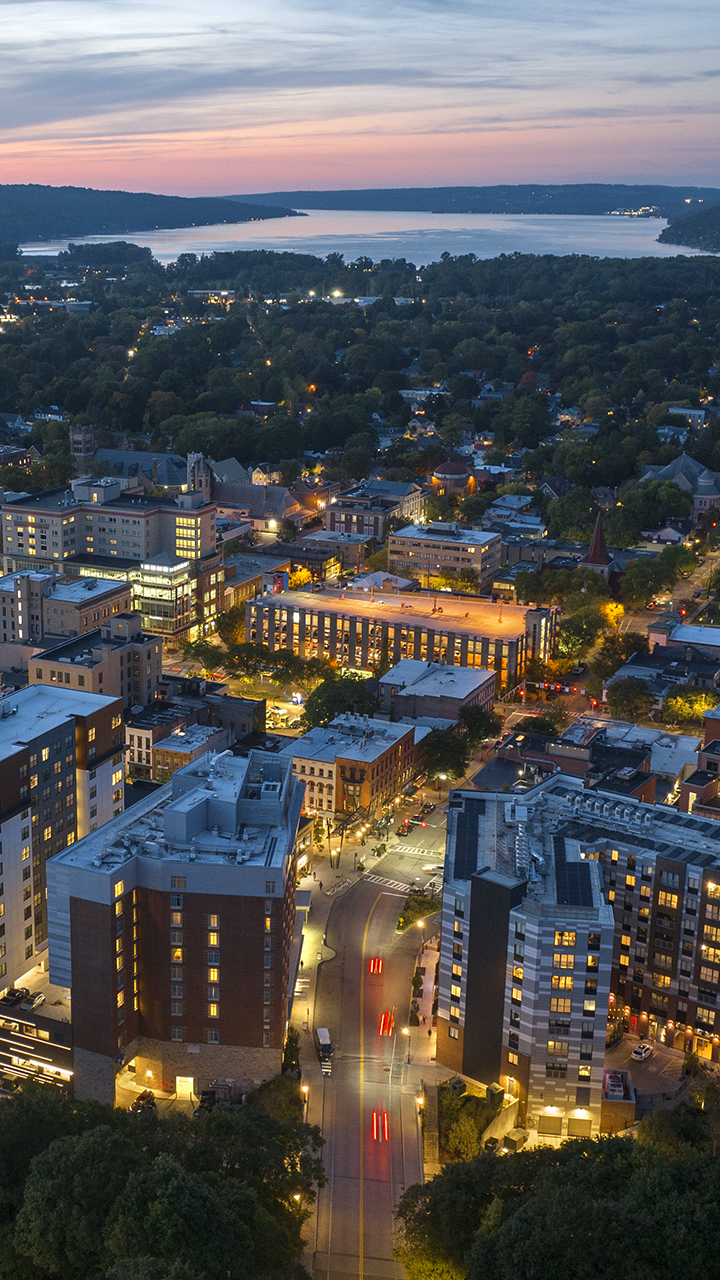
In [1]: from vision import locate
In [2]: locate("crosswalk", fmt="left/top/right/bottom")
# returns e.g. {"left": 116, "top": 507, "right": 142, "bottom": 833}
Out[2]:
{"left": 364, "top": 873, "right": 412, "bottom": 893}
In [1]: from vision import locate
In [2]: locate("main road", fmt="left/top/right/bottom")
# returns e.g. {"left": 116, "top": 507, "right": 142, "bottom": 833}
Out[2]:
{"left": 302, "top": 812, "right": 446, "bottom": 1280}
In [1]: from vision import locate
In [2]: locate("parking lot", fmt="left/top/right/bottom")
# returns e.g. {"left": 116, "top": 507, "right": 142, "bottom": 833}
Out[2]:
{"left": 606, "top": 1034, "right": 687, "bottom": 1097}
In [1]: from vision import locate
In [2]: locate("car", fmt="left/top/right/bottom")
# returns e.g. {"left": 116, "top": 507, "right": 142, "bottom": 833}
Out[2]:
{"left": 693, "top": 589, "right": 703, "bottom": 598}
{"left": 631, "top": 1042, "right": 654, "bottom": 1062}
{"left": 193, "top": 1089, "right": 217, "bottom": 1116}
{"left": 19, "top": 992, "right": 45, "bottom": 1011}
{"left": 410, "top": 814, "right": 426, "bottom": 826}
{"left": 0, "top": 988, "right": 30, "bottom": 1008}
{"left": 421, "top": 803, "right": 436, "bottom": 814}
{"left": 130, "top": 1089, "right": 157, "bottom": 1113}
{"left": 396, "top": 825, "right": 411, "bottom": 837}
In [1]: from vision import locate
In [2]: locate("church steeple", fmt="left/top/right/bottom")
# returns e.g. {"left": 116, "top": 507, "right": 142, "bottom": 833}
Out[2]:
{"left": 581, "top": 512, "right": 612, "bottom": 568}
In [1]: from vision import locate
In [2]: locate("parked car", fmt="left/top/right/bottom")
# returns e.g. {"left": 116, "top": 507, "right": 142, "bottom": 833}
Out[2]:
{"left": 130, "top": 1089, "right": 157, "bottom": 1113}
{"left": 0, "top": 988, "right": 29, "bottom": 1008}
{"left": 19, "top": 992, "right": 45, "bottom": 1011}
{"left": 631, "top": 1042, "right": 654, "bottom": 1062}
{"left": 193, "top": 1089, "right": 217, "bottom": 1116}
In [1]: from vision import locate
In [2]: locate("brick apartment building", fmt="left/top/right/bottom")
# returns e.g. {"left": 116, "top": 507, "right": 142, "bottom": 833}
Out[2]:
{"left": 0, "top": 569, "right": 131, "bottom": 645}
{"left": 46, "top": 751, "right": 303, "bottom": 1103}
{"left": 30, "top": 613, "right": 162, "bottom": 711}
{"left": 280, "top": 713, "right": 429, "bottom": 817}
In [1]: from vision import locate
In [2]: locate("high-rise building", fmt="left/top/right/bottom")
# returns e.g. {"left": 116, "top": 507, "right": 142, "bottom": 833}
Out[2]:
{"left": 46, "top": 751, "right": 303, "bottom": 1103}
{"left": 437, "top": 770, "right": 720, "bottom": 1140}
{"left": 2, "top": 477, "right": 216, "bottom": 573}
{"left": 0, "top": 686, "right": 124, "bottom": 990}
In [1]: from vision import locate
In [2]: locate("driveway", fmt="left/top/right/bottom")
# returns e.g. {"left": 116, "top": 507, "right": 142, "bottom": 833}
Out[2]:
{"left": 606, "top": 1034, "right": 687, "bottom": 1101}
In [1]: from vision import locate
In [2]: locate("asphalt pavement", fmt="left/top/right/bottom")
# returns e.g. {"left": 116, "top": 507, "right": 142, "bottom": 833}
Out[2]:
{"left": 294, "top": 826, "right": 447, "bottom": 1280}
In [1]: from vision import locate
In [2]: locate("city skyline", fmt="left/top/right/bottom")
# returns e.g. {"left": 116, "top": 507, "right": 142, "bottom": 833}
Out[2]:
{"left": 1, "top": 0, "right": 718, "bottom": 195}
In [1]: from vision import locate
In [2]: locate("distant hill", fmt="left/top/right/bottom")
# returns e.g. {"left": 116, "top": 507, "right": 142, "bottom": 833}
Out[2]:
{"left": 658, "top": 205, "right": 720, "bottom": 253}
{"left": 2, "top": 184, "right": 301, "bottom": 244}
{"left": 226, "top": 183, "right": 720, "bottom": 219}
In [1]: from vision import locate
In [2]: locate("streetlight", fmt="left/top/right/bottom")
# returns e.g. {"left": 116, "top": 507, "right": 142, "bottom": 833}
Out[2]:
{"left": 301, "top": 1082, "right": 309, "bottom": 1119}
{"left": 401, "top": 1025, "right": 410, "bottom": 1063}
{"left": 417, "top": 917, "right": 425, "bottom": 946}
{"left": 437, "top": 772, "right": 447, "bottom": 798}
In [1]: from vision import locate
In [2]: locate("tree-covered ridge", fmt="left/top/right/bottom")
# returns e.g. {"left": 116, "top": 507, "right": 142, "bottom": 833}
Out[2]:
{"left": 659, "top": 203, "right": 720, "bottom": 253}
{"left": 226, "top": 183, "right": 720, "bottom": 219}
{"left": 0, "top": 184, "right": 300, "bottom": 244}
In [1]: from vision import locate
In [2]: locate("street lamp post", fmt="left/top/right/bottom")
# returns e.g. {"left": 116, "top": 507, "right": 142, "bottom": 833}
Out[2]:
{"left": 402, "top": 1025, "right": 411, "bottom": 1064}
{"left": 301, "top": 1083, "right": 309, "bottom": 1120}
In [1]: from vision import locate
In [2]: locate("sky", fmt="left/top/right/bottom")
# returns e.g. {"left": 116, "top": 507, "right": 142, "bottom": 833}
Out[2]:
{"left": 1, "top": 0, "right": 719, "bottom": 195}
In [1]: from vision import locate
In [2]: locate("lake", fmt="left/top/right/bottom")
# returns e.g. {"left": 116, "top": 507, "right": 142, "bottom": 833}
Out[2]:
{"left": 20, "top": 208, "right": 708, "bottom": 265}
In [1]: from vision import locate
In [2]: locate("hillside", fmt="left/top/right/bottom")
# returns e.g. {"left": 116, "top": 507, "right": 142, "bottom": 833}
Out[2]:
{"left": 658, "top": 204, "right": 720, "bottom": 253}
{"left": 2, "top": 184, "right": 300, "bottom": 243}
{"left": 225, "top": 183, "right": 720, "bottom": 218}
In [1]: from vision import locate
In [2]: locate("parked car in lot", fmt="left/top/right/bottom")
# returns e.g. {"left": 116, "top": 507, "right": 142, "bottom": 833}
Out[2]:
{"left": 130, "top": 1089, "right": 157, "bottom": 1113}
{"left": 0, "top": 988, "right": 29, "bottom": 1008}
{"left": 193, "top": 1089, "right": 217, "bottom": 1116}
{"left": 631, "top": 1042, "right": 654, "bottom": 1062}
{"left": 19, "top": 992, "right": 45, "bottom": 1011}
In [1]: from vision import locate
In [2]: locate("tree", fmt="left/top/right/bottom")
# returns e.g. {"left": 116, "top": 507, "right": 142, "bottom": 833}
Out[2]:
{"left": 447, "top": 1113, "right": 481, "bottom": 1161}
{"left": 181, "top": 638, "right": 224, "bottom": 676}
{"left": 302, "top": 675, "right": 376, "bottom": 728}
{"left": 215, "top": 605, "right": 246, "bottom": 646}
{"left": 556, "top": 606, "right": 606, "bottom": 660}
{"left": 663, "top": 686, "right": 719, "bottom": 725}
{"left": 422, "top": 729, "right": 469, "bottom": 781}
{"left": 276, "top": 519, "right": 297, "bottom": 544}
{"left": 606, "top": 675, "right": 651, "bottom": 721}
{"left": 590, "top": 631, "right": 649, "bottom": 684}
{"left": 15, "top": 1126, "right": 141, "bottom": 1279}
{"left": 458, "top": 705, "right": 503, "bottom": 751}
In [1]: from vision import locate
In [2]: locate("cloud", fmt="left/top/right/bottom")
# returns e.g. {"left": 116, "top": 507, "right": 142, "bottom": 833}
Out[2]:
{"left": 0, "top": 0, "right": 719, "bottom": 187}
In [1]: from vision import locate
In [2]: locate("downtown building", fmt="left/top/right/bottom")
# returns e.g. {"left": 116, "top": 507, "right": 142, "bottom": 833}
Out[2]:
{"left": 437, "top": 768, "right": 720, "bottom": 1140}
{"left": 279, "top": 713, "right": 429, "bottom": 818}
{"left": 247, "top": 587, "right": 556, "bottom": 689}
{"left": 388, "top": 522, "right": 501, "bottom": 591}
{"left": 1, "top": 476, "right": 222, "bottom": 645}
{"left": 46, "top": 751, "right": 303, "bottom": 1103}
{"left": 0, "top": 685, "right": 124, "bottom": 992}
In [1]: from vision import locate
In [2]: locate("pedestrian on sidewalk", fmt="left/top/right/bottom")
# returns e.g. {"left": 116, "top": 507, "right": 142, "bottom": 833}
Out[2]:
{"left": 428, "top": 1028, "right": 432, "bottom": 1037}
{"left": 319, "top": 881, "right": 323, "bottom": 891}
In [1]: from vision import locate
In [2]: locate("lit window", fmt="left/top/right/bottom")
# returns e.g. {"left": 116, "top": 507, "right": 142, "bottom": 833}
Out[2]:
{"left": 208, "top": 914, "right": 219, "bottom": 928}
{"left": 208, "top": 932, "right": 219, "bottom": 946}
{"left": 208, "top": 1002, "right": 219, "bottom": 1018}
{"left": 658, "top": 891, "right": 678, "bottom": 909}
{"left": 550, "top": 997, "right": 571, "bottom": 1014}
{"left": 114, "top": 880, "right": 124, "bottom": 898}
{"left": 208, "top": 967, "right": 219, "bottom": 982}
{"left": 554, "top": 931, "right": 576, "bottom": 947}
{"left": 43, "top": 826, "right": 52, "bottom": 841}
{"left": 553, "top": 953, "right": 574, "bottom": 970}
{"left": 551, "top": 975, "right": 573, "bottom": 990}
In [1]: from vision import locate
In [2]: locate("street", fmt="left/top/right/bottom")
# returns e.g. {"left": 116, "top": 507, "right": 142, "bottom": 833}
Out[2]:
{"left": 296, "top": 823, "right": 447, "bottom": 1280}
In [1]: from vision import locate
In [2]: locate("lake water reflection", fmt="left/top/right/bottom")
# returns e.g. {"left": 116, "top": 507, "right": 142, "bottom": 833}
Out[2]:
{"left": 21, "top": 208, "right": 708, "bottom": 265}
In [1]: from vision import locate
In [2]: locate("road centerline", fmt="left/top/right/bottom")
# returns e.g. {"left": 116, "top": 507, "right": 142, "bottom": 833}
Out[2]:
{"left": 359, "top": 893, "right": 382, "bottom": 1279}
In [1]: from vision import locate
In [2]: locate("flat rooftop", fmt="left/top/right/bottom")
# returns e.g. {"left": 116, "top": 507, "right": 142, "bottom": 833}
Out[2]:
{"left": 39, "top": 628, "right": 138, "bottom": 667}
{"left": 281, "top": 714, "right": 429, "bottom": 764}
{"left": 0, "top": 570, "right": 128, "bottom": 600}
{"left": 157, "top": 726, "right": 223, "bottom": 755}
{"left": 255, "top": 587, "right": 535, "bottom": 641}
{"left": 379, "top": 658, "right": 494, "bottom": 696}
{"left": 49, "top": 750, "right": 299, "bottom": 876}
{"left": 0, "top": 684, "right": 120, "bottom": 758}
{"left": 391, "top": 522, "right": 498, "bottom": 546}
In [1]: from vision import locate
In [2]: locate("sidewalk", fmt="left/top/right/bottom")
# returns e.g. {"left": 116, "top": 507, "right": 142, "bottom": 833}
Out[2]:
{"left": 399, "top": 933, "right": 448, "bottom": 1181}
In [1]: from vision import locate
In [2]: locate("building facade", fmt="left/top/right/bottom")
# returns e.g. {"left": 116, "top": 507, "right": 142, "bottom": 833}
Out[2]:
{"left": 388, "top": 523, "right": 501, "bottom": 590}
{"left": 0, "top": 686, "right": 124, "bottom": 995}
{"left": 0, "top": 569, "right": 132, "bottom": 645}
{"left": 47, "top": 751, "right": 303, "bottom": 1103}
{"left": 280, "top": 714, "right": 428, "bottom": 817}
{"left": 30, "top": 614, "right": 162, "bottom": 711}
{"left": 247, "top": 588, "right": 555, "bottom": 689}
{"left": 377, "top": 658, "right": 496, "bottom": 719}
